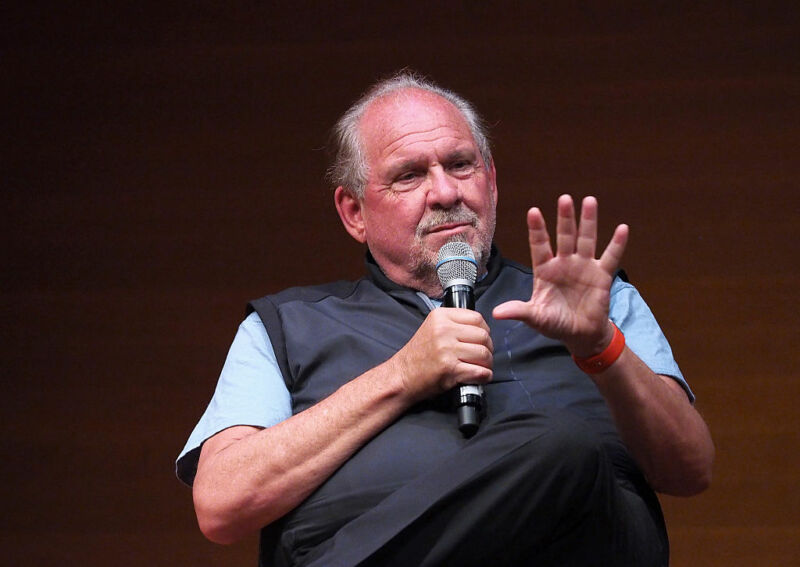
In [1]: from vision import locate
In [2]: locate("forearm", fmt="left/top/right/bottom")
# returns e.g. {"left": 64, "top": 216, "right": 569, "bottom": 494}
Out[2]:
{"left": 193, "top": 308, "right": 492, "bottom": 544}
{"left": 193, "top": 357, "right": 412, "bottom": 544}
{"left": 589, "top": 346, "right": 714, "bottom": 496}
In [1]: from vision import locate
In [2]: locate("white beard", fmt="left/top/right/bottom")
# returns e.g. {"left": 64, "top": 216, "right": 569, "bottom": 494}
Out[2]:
{"left": 408, "top": 203, "right": 496, "bottom": 295}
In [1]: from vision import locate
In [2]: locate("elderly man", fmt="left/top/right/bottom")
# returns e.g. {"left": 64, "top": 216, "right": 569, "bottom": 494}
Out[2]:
{"left": 177, "top": 72, "right": 713, "bottom": 566}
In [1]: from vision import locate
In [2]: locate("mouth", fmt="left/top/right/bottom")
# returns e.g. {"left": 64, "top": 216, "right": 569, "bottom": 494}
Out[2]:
{"left": 426, "top": 222, "right": 472, "bottom": 235}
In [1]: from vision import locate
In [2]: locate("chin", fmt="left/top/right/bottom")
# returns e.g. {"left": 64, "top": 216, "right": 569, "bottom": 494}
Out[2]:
{"left": 425, "top": 233, "right": 490, "bottom": 270}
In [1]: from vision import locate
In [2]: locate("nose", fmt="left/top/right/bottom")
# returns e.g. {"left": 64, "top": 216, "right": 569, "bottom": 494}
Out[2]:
{"left": 426, "top": 166, "right": 461, "bottom": 209}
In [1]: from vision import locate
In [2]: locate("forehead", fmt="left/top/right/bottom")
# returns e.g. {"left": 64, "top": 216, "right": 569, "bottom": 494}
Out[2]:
{"left": 358, "top": 89, "right": 476, "bottom": 163}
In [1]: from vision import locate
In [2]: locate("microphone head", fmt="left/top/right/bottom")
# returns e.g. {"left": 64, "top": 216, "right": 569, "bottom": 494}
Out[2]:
{"left": 436, "top": 242, "right": 478, "bottom": 290}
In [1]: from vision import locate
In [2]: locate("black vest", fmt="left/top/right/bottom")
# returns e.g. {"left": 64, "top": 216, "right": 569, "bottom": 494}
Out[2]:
{"left": 249, "top": 249, "right": 656, "bottom": 565}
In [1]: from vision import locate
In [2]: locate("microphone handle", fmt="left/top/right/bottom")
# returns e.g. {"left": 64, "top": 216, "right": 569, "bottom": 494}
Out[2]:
{"left": 442, "top": 284, "right": 474, "bottom": 309}
{"left": 442, "top": 284, "right": 483, "bottom": 437}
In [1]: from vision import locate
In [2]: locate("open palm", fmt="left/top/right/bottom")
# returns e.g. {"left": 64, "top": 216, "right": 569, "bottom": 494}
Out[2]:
{"left": 493, "top": 195, "right": 628, "bottom": 358}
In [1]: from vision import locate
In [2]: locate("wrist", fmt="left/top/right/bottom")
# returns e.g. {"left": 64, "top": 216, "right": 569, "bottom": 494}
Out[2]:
{"left": 386, "top": 351, "right": 428, "bottom": 406}
{"left": 571, "top": 322, "right": 625, "bottom": 374}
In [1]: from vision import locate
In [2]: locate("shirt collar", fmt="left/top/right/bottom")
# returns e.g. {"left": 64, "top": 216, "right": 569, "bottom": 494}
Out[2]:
{"left": 364, "top": 244, "right": 504, "bottom": 301}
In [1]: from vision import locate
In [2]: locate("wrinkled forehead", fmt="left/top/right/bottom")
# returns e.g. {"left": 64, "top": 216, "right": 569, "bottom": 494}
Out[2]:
{"left": 358, "top": 89, "right": 475, "bottom": 159}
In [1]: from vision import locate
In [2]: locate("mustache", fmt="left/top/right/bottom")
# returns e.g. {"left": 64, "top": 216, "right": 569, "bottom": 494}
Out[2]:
{"left": 416, "top": 206, "right": 479, "bottom": 237}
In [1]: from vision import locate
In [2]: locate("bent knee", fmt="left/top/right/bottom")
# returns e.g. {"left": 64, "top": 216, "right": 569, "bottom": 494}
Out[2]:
{"left": 489, "top": 409, "right": 609, "bottom": 473}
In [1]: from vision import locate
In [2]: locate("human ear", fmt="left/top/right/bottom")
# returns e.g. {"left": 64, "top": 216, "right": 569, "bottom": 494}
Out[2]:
{"left": 334, "top": 186, "right": 367, "bottom": 243}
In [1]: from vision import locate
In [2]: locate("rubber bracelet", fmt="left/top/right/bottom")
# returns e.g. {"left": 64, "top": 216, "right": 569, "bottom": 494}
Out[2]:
{"left": 572, "top": 323, "right": 625, "bottom": 374}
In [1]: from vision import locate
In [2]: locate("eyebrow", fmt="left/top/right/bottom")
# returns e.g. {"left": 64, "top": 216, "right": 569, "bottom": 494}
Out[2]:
{"left": 383, "top": 157, "right": 426, "bottom": 181}
{"left": 385, "top": 148, "right": 479, "bottom": 178}
{"left": 443, "top": 148, "right": 478, "bottom": 163}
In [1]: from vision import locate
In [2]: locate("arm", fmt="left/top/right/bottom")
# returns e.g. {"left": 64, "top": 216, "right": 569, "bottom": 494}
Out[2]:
{"left": 593, "top": 349, "right": 713, "bottom": 495}
{"left": 192, "top": 308, "right": 493, "bottom": 544}
{"left": 493, "top": 194, "right": 713, "bottom": 496}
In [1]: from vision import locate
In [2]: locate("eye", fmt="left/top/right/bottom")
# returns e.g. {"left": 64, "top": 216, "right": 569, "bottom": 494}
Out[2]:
{"left": 397, "top": 171, "right": 418, "bottom": 182}
{"left": 449, "top": 159, "right": 476, "bottom": 175}
{"left": 391, "top": 169, "right": 424, "bottom": 192}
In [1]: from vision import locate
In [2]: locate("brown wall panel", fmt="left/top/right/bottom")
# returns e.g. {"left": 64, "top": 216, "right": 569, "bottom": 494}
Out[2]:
{"left": 3, "top": 4, "right": 799, "bottom": 565}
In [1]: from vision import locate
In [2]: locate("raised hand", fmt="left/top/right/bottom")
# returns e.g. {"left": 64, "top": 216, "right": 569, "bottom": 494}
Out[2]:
{"left": 493, "top": 194, "right": 628, "bottom": 358}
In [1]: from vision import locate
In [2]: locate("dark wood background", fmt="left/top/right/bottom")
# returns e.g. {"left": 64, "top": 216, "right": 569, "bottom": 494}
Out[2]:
{"left": 3, "top": 3, "right": 798, "bottom": 565}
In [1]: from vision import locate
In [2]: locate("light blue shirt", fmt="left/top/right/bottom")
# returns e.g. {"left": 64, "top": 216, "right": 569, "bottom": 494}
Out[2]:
{"left": 177, "top": 278, "right": 690, "bottom": 483}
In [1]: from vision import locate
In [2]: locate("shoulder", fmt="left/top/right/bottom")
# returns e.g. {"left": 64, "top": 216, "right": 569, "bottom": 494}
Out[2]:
{"left": 249, "top": 278, "right": 370, "bottom": 312}
{"left": 609, "top": 274, "right": 647, "bottom": 315}
{"left": 500, "top": 257, "right": 532, "bottom": 276}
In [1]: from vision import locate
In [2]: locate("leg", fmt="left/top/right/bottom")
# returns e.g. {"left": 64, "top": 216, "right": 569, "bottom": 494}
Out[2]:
{"left": 302, "top": 410, "right": 646, "bottom": 567}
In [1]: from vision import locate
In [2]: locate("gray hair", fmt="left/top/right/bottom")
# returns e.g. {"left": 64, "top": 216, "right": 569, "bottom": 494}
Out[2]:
{"left": 327, "top": 71, "right": 493, "bottom": 198}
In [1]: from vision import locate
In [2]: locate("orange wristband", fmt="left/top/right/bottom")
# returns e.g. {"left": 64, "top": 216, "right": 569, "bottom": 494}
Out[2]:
{"left": 572, "top": 323, "right": 625, "bottom": 374}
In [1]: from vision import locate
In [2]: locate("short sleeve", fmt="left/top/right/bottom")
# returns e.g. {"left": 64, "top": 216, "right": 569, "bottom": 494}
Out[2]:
{"left": 609, "top": 278, "right": 695, "bottom": 403}
{"left": 175, "top": 311, "right": 293, "bottom": 485}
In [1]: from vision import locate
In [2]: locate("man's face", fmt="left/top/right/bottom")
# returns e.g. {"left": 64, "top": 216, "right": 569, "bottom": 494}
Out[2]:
{"left": 348, "top": 89, "right": 497, "bottom": 294}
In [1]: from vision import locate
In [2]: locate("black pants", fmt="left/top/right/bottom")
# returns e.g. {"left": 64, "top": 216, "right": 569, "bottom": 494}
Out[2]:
{"left": 292, "top": 411, "right": 667, "bottom": 567}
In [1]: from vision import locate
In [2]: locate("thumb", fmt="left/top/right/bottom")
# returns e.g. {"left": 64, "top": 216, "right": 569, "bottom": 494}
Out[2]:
{"left": 492, "top": 300, "right": 532, "bottom": 322}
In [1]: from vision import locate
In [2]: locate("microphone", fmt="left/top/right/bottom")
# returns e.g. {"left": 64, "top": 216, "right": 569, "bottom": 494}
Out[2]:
{"left": 436, "top": 241, "right": 484, "bottom": 437}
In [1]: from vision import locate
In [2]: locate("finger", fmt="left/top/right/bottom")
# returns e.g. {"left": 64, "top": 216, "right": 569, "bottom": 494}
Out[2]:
{"left": 576, "top": 196, "right": 598, "bottom": 258}
{"left": 434, "top": 309, "right": 493, "bottom": 351}
{"left": 556, "top": 194, "right": 577, "bottom": 256}
{"left": 454, "top": 361, "right": 493, "bottom": 386}
{"left": 456, "top": 324, "right": 494, "bottom": 353}
{"left": 456, "top": 343, "right": 494, "bottom": 371}
{"left": 527, "top": 207, "right": 553, "bottom": 267}
{"left": 441, "top": 308, "right": 489, "bottom": 331}
{"left": 599, "top": 223, "right": 629, "bottom": 274}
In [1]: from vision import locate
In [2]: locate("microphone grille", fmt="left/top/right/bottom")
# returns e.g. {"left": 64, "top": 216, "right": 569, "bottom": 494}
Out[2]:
{"left": 436, "top": 242, "right": 478, "bottom": 289}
